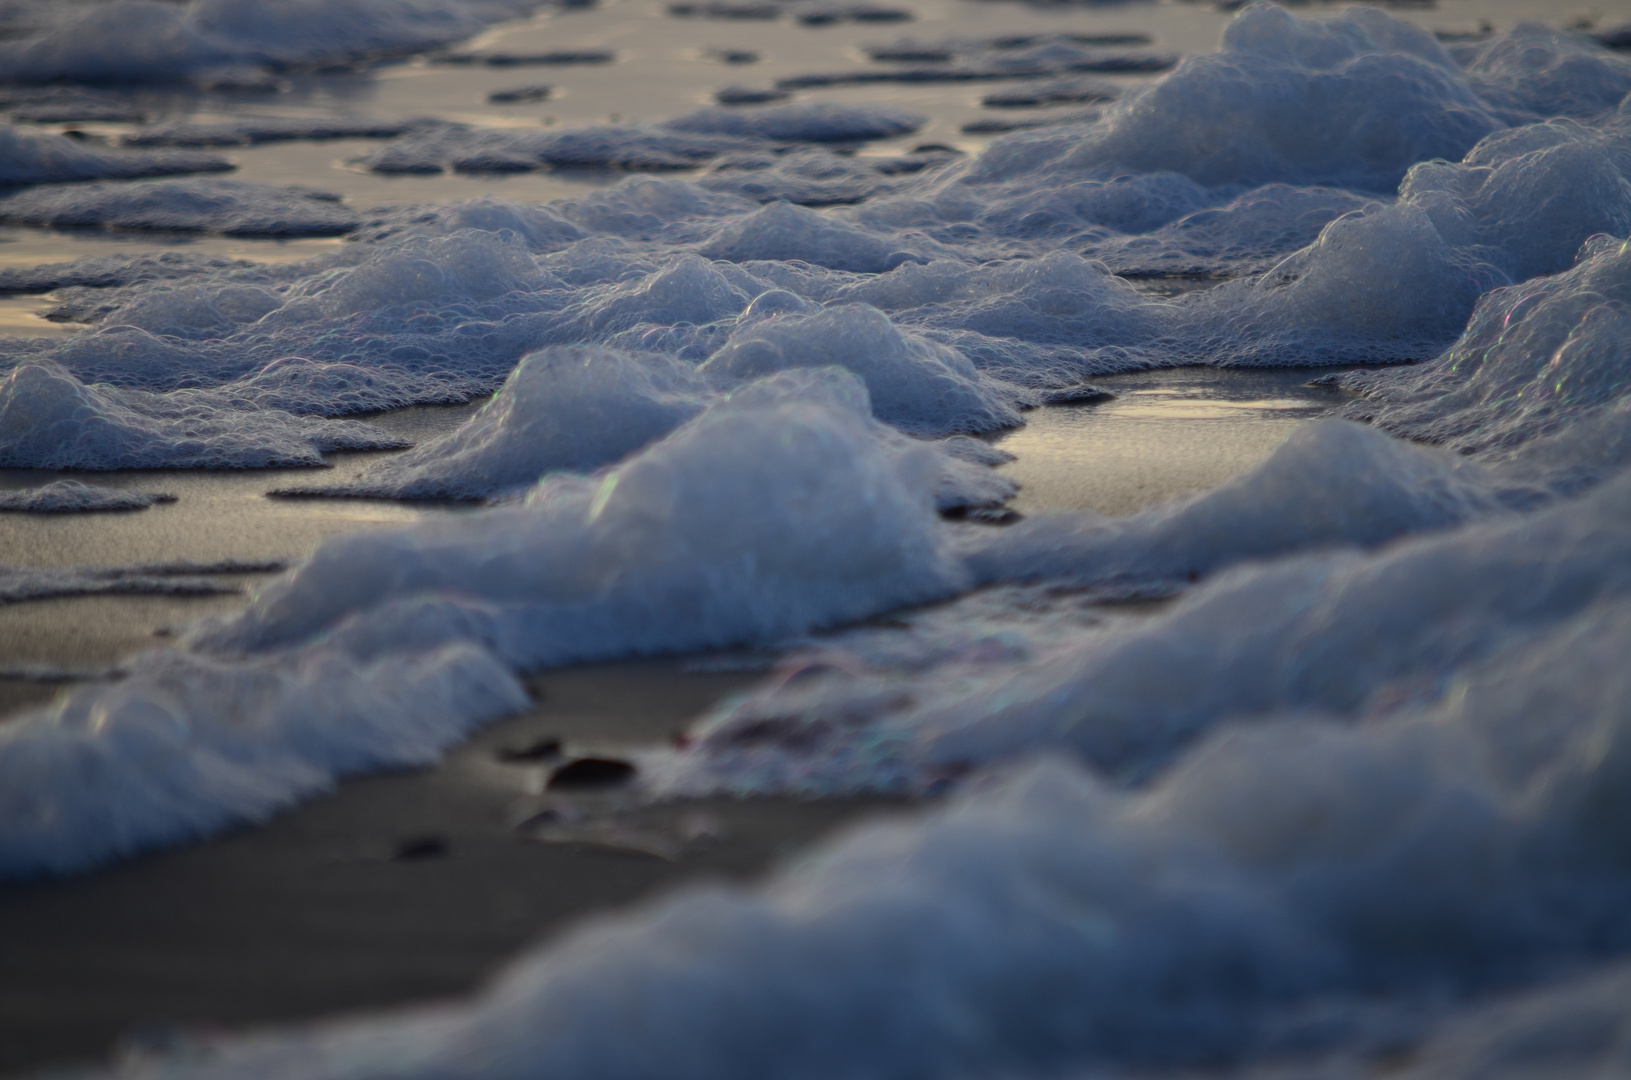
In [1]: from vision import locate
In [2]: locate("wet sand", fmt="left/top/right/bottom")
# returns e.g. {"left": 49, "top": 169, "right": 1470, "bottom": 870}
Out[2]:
{"left": 0, "top": 656, "right": 904, "bottom": 1076}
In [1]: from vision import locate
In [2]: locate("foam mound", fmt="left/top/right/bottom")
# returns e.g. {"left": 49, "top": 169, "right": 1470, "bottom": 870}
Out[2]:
{"left": 0, "top": 642, "right": 526, "bottom": 879}
{"left": 661, "top": 460, "right": 1626, "bottom": 797}
{"left": 695, "top": 146, "right": 959, "bottom": 205}
{"left": 1342, "top": 233, "right": 1631, "bottom": 483}
{"left": 661, "top": 102, "right": 924, "bottom": 142}
{"left": 121, "top": 116, "right": 433, "bottom": 148}
{"left": 0, "top": 0, "right": 542, "bottom": 84}
{"left": 190, "top": 369, "right": 966, "bottom": 665}
{"left": 0, "top": 480, "right": 175, "bottom": 512}
{"left": 990, "top": 4, "right": 1497, "bottom": 192}
{"left": 701, "top": 301, "right": 1024, "bottom": 435}
{"left": 0, "top": 560, "right": 270, "bottom": 602}
{"left": 357, "top": 123, "right": 761, "bottom": 174}
{"left": 0, "top": 123, "right": 230, "bottom": 186}
{"left": 0, "top": 179, "right": 361, "bottom": 237}
{"left": 0, "top": 362, "right": 405, "bottom": 470}
{"left": 58, "top": 593, "right": 1631, "bottom": 1076}
{"left": 278, "top": 346, "right": 709, "bottom": 500}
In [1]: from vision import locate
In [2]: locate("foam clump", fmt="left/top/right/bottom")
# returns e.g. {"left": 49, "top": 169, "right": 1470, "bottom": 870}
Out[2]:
{"left": 355, "top": 106, "right": 924, "bottom": 177}
{"left": 358, "top": 123, "right": 759, "bottom": 174}
{"left": 1080, "top": 183, "right": 1375, "bottom": 275}
{"left": 661, "top": 102, "right": 924, "bottom": 142}
{"left": 349, "top": 197, "right": 588, "bottom": 250}
{"left": 701, "top": 302, "right": 1023, "bottom": 435}
{"left": 121, "top": 116, "right": 433, "bottom": 148}
{"left": 0, "top": 123, "right": 229, "bottom": 185}
{"left": 263, "top": 229, "right": 553, "bottom": 327}
{"left": 840, "top": 249, "right": 1165, "bottom": 350}
{"left": 971, "top": 4, "right": 1497, "bottom": 192}
{"left": 0, "top": 0, "right": 540, "bottom": 84}
{"left": 0, "top": 362, "right": 405, "bottom": 469}
{"left": 0, "top": 560, "right": 276, "bottom": 603}
{"left": 1454, "top": 22, "right": 1631, "bottom": 121}
{"left": 663, "top": 461, "right": 1629, "bottom": 798}
{"left": 1341, "top": 233, "right": 1631, "bottom": 491}
{"left": 0, "top": 251, "right": 256, "bottom": 293}
{"left": 695, "top": 146, "right": 957, "bottom": 205}
{"left": 67, "top": 596, "right": 1631, "bottom": 1077}
{"left": 190, "top": 369, "right": 966, "bottom": 665}
{"left": 280, "top": 347, "right": 709, "bottom": 500}
{"left": 947, "top": 10, "right": 1627, "bottom": 201}
{"left": 0, "top": 179, "right": 360, "bottom": 237}
{"left": 0, "top": 642, "right": 526, "bottom": 880}
{"left": 0, "top": 480, "right": 175, "bottom": 512}
{"left": 696, "top": 199, "right": 938, "bottom": 271}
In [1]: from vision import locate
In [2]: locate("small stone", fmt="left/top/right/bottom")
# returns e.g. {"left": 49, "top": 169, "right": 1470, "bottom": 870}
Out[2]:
{"left": 547, "top": 757, "right": 638, "bottom": 791}
{"left": 390, "top": 836, "right": 450, "bottom": 861}
{"left": 488, "top": 84, "right": 553, "bottom": 103}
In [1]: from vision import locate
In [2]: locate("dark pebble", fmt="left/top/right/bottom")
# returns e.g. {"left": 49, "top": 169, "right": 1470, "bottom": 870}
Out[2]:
{"left": 547, "top": 757, "right": 638, "bottom": 791}
{"left": 716, "top": 85, "right": 793, "bottom": 105}
{"left": 940, "top": 506, "right": 1024, "bottom": 525}
{"left": 488, "top": 84, "right": 553, "bottom": 103}
{"left": 390, "top": 836, "right": 450, "bottom": 861}
{"left": 1041, "top": 384, "right": 1115, "bottom": 405}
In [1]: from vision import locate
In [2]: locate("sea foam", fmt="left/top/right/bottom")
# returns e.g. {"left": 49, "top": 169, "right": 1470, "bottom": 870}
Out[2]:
{"left": 59, "top": 594, "right": 1631, "bottom": 1078}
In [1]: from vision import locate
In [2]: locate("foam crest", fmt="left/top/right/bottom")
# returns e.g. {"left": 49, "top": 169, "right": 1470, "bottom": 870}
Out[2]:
{"left": 701, "top": 303, "right": 1023, "bottom": 435}
{"left": 0, "top": 123, "right": 229, "bottom": 185}
{"left": 191, "top": 369, "right": 967, "bottom": 666}
{"left": 660, "top": 419, "right": 1562, "bottom": 796}
{"left": 1342, "top": 233, "right": 1631, "bottom": 490}
{"left": 71, "top": 598, "right": 1631, "bottom": 1077}
{"left": 696, "top": 199, "right": 935, "bottom": 271}
{"left": 0, "top": 0, "right": 539, "bottom": 83}
{"left": 0, "top": 480, "right": 174, "bottom": 512}
{"left": 661, "top": 102, "right": 924, "bottom": 142}
{"left": 1455, "top": 22, "right": 1631, "bottom": 121}
{"left": 0, "top": 179, "right": 360, "bottom": 237}
{"left": 0, "top": 642, "right": 526, "bottom": 880}
{"left": 280, "top": 347, "right": 709, "bottom": 500}
{"left": 0, "top": 362, "right": 405, "bottom": 469}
